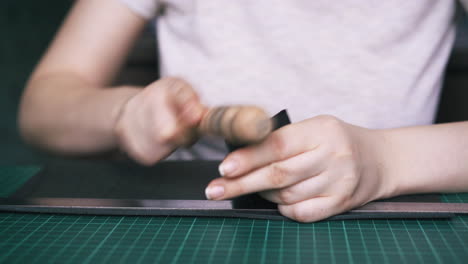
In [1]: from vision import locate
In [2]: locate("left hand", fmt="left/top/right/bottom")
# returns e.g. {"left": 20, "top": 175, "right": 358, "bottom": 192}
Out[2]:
{"left": 204, "top": 115, "right": 395, "bottom": 222}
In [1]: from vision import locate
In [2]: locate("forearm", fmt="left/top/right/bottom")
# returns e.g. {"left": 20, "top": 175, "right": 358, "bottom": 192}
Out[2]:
{"left": 19, "top": 73, "right": 141, "bottom": 155}
{"left": 378, "top": 122, "right": 468, "bottom": 197}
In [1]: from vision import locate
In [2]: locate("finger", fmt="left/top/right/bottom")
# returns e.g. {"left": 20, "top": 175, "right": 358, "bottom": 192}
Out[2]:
{"left": 158, "top": 117, "right": 199, "bottom": 147}
{"left": 205, "top": 150, "right": 327, "bottom": 200}
{"left": 151, "top": 78, "right": 204, "bottom": 145}
{"left": 173, "top": 99, "right": 206, "bottom": 146}
{"left": 219, "top": 122, "right": 317, "bottom": 177}
{"left": 166, "top": 77, "right": 198, "bottom": 106}
{"left": 278, "top": 197, "right": 344, "bottom": 223}
{"left": 177, "top": 97, "right": 207, "bottom": 126}
{"left": 259, "top": 171, "right": 330, "bottom": 205}
{"left": 166, "top": 77, "right": 206, "bottom": 126}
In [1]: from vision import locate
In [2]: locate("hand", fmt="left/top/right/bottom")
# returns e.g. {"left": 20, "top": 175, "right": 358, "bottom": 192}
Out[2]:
{"left": 114, "top": 77, "right": 206, "bottom": 165}
{"left": 205, "top": 115, "right": 394, "bottom": 222}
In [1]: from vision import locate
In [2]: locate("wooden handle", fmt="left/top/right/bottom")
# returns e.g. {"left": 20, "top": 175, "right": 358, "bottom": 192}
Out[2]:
{"left": 198, "top": 105, "right": 273, "bottom": 145}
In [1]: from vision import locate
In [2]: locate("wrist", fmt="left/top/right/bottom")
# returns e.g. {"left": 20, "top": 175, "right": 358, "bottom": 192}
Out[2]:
{"left": 110, "top": 86, "right": 140, "bottom": 148}
{"left": 372, "top": 128, "right": 411, "bottom": 199}
{"left": 362, "top": 128, "right": 400, "bottom": 200}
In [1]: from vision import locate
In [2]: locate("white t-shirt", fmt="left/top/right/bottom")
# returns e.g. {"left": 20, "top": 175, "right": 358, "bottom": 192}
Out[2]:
{"left": 119, "top": 0, "right": 458, "bottom": 160}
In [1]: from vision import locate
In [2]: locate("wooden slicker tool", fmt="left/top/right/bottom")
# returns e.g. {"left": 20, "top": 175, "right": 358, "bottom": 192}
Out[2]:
{"left": 198, "top": 106, "right": 273, "bottom": 145}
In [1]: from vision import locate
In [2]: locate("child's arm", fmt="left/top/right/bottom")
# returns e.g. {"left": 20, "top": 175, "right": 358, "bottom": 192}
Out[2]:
{"left": 205, "top": 116, "right": 468, "bottom": 222}
{"left": 378, "top": 122, "right": 468, "bottom": 194}
{"left": 19, "top": 0, "right": 144, "bottom": 154}
{"left": 19, "top": 0, "right": 205, "bottom": 163}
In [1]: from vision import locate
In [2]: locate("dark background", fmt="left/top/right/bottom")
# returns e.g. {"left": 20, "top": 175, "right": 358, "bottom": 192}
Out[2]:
{"left": 1, "top": 0, "right": 468, "bottom": 165}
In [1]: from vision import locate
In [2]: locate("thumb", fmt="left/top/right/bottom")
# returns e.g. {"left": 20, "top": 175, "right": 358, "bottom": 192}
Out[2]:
{"left": 278, "top": 197, "right": 344, "bottom": 222}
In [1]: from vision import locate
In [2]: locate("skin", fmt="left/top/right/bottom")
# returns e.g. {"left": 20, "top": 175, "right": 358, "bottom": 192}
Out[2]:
{"left": 19, "top": 0, "right": 206, "bottom": 163}
{"left": 20, "top": 0, "right": 468, "bottom": 222}
{"left": 206, "top": 118, "right": 468, "bottom": 222}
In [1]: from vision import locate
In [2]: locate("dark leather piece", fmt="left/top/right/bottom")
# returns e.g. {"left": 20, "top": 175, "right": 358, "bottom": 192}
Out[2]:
{"left": 1, "top": 158, "right": 458, "bottom": 220}
{"left": 2, "top": 110, "right": 460, "bottom": 220}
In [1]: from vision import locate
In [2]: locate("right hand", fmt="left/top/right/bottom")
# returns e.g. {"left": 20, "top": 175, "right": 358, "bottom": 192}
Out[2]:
{"left": 114, "top": 77, "right": 206, "bottom": 165}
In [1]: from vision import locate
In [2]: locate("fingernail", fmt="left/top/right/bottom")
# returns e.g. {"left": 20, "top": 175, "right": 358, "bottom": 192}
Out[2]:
{"left": 205, "top": 186, "right": 225, "bottom": 200}
{"left": 219, "top": 160, "right": 238, "bottom": 176}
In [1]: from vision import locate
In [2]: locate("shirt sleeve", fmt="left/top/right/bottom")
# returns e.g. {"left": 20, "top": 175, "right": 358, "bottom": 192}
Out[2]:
{"left": 118, "top": 0, "right": 160, "bottom": 19}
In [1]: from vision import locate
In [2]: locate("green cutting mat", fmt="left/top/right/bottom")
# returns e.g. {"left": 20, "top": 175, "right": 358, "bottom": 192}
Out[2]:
{"left": 1, "top": 167, "right": 468, "bottom": 264}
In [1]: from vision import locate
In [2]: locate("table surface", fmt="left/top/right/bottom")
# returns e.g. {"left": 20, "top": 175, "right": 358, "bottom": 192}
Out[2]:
{"left": 1, "top": 166, "right": 468, "bottom": 264}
